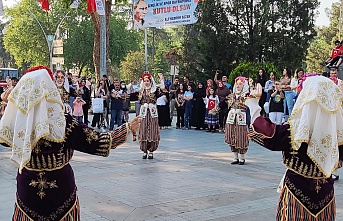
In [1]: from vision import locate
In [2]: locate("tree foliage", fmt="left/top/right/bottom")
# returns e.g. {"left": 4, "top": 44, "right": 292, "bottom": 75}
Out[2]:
{"left": 120, "top": 51, "right": 147, "bottom": 82}
{"left": 181, "top": 0, "right": 319, "bottom": 79}
{"left": 228, "top": 62, "right": 279, "bottom": 85}
{"left": 306, "top": 2, "right": 340, "bottom": 73}
{"left": 63, "top": 18, "right": 94, "bottom": 75}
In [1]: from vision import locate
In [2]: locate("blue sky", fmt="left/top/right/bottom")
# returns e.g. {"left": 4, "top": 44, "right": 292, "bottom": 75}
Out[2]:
{"left": 317, "top": 0, "right": 336, "bottom": 27}
{"left": 1, "top": 0, "right": 337, "bottom": 27}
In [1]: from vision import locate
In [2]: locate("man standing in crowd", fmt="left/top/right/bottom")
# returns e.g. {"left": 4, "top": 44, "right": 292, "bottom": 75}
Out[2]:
{"left": 169, "top": 77, "right": 179, "bottom": 122}
{"left": 109, "top": 81, "right": 124, "bottom": 130}
{"left": 214, "top": 70, "right": 232, "bottom": 90}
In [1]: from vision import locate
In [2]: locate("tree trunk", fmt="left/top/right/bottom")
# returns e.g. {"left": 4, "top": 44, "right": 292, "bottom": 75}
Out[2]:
{"left": 91, "top": 1, "right": 112, "bottom": 82}
{"left": 91, "top": 13, "right": 100, "bottom": 81}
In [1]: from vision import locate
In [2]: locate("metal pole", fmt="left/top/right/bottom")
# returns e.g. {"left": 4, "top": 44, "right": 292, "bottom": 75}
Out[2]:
{"left": 100, "top": 0, "right": 107, "bottom": 77}
{"left": 144, "top": 28, "right": 148, "bottom": 71}
{"left": 28, "top": 10, "right": 70, "bottom": 72}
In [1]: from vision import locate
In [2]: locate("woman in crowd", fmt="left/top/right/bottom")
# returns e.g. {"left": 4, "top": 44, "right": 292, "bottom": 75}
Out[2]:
{"left": 268, "top": 80, "right": 284, "bottom": 125}
{"left": 183, "top": 84, "right": 194, "bottom": 130}
{"left": 249, "top": 75, "right": 342, "bottom": 221}
{"left": 0, "top": 66, "right": 140, "bottom": 221}
{"left": 191, "top": 81, "right": 206, "bottom": 130}
{"left": 175, "top": 83, "right": 185, "bottom": 129}
{"left": 91, "top": 79, "right": 109, "bottom": 128}
{"left": 156, "top": 87, "right": 171, "bottom": 129}
{"left": 280, "top": 67, "right": 293, "bottom": 119}
{"left": 264, "top": 71, "right": 276, "bottom": 103}
{"left": 290, "top": 68, "right": 304, "bottom": 99}
{"left": 138, "top": 72, "right": 165, "bottom": 159}
{"left": 206, "top": 79, "right": 215, "bottom": 96}
{"left": 256, "top": 69, "right": 267, "bottom": 116}
{"left": 216, "top": 80, "right": 231, "bottom": 132}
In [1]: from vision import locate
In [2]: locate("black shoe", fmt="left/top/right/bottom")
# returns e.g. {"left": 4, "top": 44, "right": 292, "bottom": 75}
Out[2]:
{"left": 195, "top": 127, "right": 200, "bottom": 130}
{"left": 148, "top": 153, "right": 153, "bottom": 159}
{"left": 320, "top": 61, "right": 327, "bottom": 66}
{"left": 206, "top": 129, "right": 211, "bottom": 132}
{"left": 332, "top": 174, "right": 339, "bottom": 181}
{"left": 239, "top": 159, "right": 245, "bottom": 165}
{"left": 231, "top": 160, "right": 239, "bottom": 165}
{"left": 142, "top": 153, "right": 147, "bottom": 159}
{"left": 212, "top": 130, "right": 216, "bottom": 133}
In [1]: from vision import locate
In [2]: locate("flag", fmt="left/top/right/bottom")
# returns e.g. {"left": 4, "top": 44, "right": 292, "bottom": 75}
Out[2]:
{"left": 0, "top": 0, "right": 4, "bottom": 16}
{"left": 87, "top": 0, "right": 96, "bottom": 13}
{"left": 208, "top": 99, "right": 215, "bottom": 110}
{"left": 70, "top": 0, "right": 82, "bottom": 9}
{"left": 95, "top": 0, "right": 105, "bottom": 16}
{"left": 38, "top": 0, "right": 49, "bottom": 11}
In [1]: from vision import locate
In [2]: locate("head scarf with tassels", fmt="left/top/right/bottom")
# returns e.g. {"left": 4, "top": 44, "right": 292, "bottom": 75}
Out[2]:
{"left": 0, "top": 67, "right": 66, "bottom": 173}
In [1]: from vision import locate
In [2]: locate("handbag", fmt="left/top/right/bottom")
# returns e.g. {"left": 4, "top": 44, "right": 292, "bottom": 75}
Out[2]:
{"left": 92, "top": 98, "right": 104, "bottom": 113}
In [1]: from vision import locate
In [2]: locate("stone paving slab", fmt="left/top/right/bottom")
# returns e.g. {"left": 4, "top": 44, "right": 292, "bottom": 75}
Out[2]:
{"left": 0, "top": 115, "right": 342, "bottom": 221}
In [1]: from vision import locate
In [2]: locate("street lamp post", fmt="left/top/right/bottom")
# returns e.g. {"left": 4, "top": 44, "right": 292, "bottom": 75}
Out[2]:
{"left": 47, "top": 34, "right": 54, "bottom": 71}
{"left": 28, "top": 10, "right": 70, "bottom": 72}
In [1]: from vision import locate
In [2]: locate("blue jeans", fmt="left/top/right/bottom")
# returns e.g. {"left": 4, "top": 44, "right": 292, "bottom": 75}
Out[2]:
{"left": 283, "top": 90, "right": 294, "bottom": 116}
{"left": 184, "top": 104, "right": 192, "bottom": 128}
{"left": 74, "top": 116, "right": 83, "bottom": 123}
{"left": 110, "top": 109, "right": 123, "bottom": 129}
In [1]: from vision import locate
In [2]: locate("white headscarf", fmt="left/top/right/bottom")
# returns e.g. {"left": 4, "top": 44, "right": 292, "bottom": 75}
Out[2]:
{"left": 232, "top": 76, "right": 249, "bottom": 96}
{"left": 55, "top": 70, "right": 70, "bottom": 93}
{"left": 0, "top": 68, "right": 66, "bottom": 173}
{"left": 140, "top": 74, "right": 162, "bottom": 93}
{"left": 289, "top": 75, "right": 343, "bottom": 177}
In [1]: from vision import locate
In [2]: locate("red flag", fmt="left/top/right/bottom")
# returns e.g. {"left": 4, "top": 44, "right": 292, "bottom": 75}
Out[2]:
{"left": 38, "top": 0, "right": 49, "bottom": 11}
{"left": 208, "top": 99, "right": 215, "bottom": 110}
{"left": 87, "top": 0, "right": 96, "bottom": 13}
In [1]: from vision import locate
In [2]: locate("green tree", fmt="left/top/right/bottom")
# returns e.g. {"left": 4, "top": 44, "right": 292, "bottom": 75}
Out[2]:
{"left": 3, "top": 0, "right": 77, "bottom": 68}
{"left": 305, "top": 2, "right": 340, "bottom": 73}
{"left": 109, "top": 18, "right": 141, "bottom": 71}
{"left": 182, "top": 0, "right": 319, "bottom": 79}
{"left": 63, "top": 19, "right": 94, "bottom": 75}
{"left": 120, "top": 51, "right": 147, "bottom": 81}
{"left": 0, "top": 22, "right": 15, "bottom": 68}
{"left": 305, "top": 38, "right": 330, "bottom": 73}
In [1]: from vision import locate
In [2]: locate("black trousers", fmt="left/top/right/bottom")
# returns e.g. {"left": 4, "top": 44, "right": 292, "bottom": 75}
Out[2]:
{"left": 82, "top": 103, "right": 89, "bottom": 124}
{"left": 176, "top": 108, "right": 185, "bottom": 127}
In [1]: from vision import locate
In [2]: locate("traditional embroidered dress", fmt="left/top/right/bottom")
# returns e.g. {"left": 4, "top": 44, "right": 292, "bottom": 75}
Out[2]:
{"left": 0, "top": 68, "right": 132, "bottom": 221}
{"left": 224, "top": 94, "right": 248, "bottom": 154}
{"left": 249, "top": 76, "right": 343, "bottom": 221}
{"left": 138, "top": 73, "right": 164, "bottom": 155}
{"left": 220, "top": 77, "right": 250, "bottom": 160}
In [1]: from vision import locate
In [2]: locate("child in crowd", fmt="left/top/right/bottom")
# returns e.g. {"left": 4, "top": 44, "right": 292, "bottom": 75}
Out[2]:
{"left": 183, "top": 85, "right": 194, "bottom": 129}
{"left": 73, "top": 96, "right": 86, "bottom": 123}
{"left": 204, "top": 88, "right": 219, "bottom": 133}
{"left": 175, "top": 83, "right": 185, "bottom": 129}
{"left": 268, "top": 81, "right": 284, "bottom": 125}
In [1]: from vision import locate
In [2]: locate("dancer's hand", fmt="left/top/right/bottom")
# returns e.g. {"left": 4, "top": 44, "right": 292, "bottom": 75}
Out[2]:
{"left": 128, "top": 116, "right": 141, "bottom": 141}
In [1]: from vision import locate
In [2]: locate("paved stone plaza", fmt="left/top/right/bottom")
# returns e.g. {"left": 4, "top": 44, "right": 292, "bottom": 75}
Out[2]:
{"left": 1, "top": 116, "right": 343, "bottom": 221}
